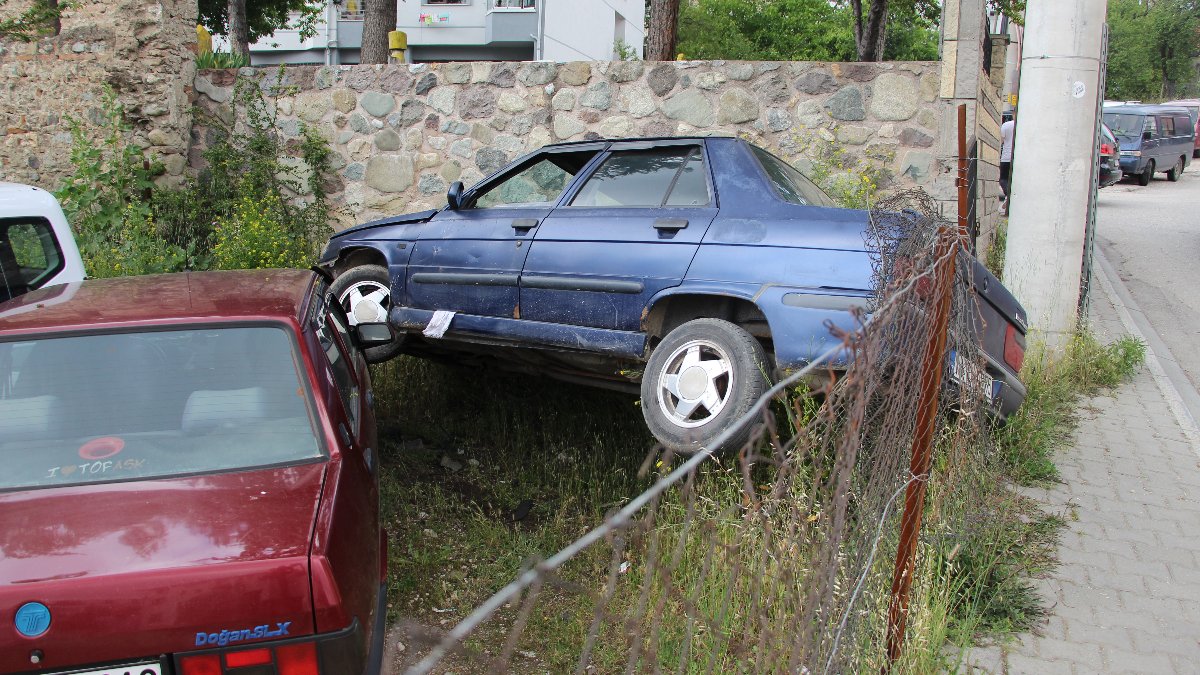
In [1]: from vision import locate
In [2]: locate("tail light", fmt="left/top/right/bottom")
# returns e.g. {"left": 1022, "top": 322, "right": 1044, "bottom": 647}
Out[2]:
{"left": 1100, "top": 142, "right": 1113, "bottom": 155}
{"left": 178, "top": 623, "right": 362, "bottom": 675}
{"left": 1003, "top": 323, "right": 1025, "bottom": 373}
{"left": 180, "top": 642, "right": 320, "bottom": 674}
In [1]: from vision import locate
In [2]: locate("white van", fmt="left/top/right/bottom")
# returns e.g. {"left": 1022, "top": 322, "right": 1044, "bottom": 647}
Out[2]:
{"left": 0, "top": 182, "right": 85, "bottom": 304}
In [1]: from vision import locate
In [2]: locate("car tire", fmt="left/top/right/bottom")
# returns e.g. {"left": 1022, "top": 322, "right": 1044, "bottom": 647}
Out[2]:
{"left": 641, "top": 318, "right": 769, "bottom": 455}
{"left": 1138, "top": 160, "right": 1155, "bottom": 186}
{"left": 331, "top": 264, "right": 404, "bottom": 363}
{"left": 1168, "top": 157, "right": 1184, "bottom": 182}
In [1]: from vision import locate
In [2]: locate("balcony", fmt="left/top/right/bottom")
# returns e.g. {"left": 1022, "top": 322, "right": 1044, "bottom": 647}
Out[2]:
{"left": 485, "top": 0, "right": 537, "bottom": 44}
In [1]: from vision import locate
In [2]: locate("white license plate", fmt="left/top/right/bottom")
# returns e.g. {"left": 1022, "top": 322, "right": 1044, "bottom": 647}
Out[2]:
{"left": 949, "top": 350, "right": 994, "bottom": 404}
{"left": 53, "top": 663, "right": 161, "bottom": 675}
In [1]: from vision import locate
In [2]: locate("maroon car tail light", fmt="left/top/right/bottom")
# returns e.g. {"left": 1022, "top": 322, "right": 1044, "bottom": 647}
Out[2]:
{"left": 180, "top": 654, "right": 222, "bottom": 675}
{"left": 225, "top": 648, "right": 272, "bottom": 668}
{"left": 276, "top": 643, "right": 319, "bottom": 675}
{"left": 1004, "top": 323, "right": 1025, "bottom": 373}
{"left": 1100, "top": 141, "right": 1114, "bottom": 155}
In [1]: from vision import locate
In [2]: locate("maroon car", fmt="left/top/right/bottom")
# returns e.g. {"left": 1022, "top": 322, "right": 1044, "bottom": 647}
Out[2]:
{"left": 0, "top": 270, "right": 389, "bottom": 675}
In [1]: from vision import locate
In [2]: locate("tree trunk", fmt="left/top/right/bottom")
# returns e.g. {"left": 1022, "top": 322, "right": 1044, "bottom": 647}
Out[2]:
{"left": 645, "top": 0, "right": 681, "bottom": 61}
{"left": 850, "top": 0, "right": 889, "bottom": 62}
{"left": 227, "top": 0, "right": 249, "bottom": 57}
{"left": 361, "top": 0, "right": 397, "bottom": 65}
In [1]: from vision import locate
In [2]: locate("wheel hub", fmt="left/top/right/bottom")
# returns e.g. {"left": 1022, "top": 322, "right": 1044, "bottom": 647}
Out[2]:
{"left": 678, "top": 366, "right": 709, "bottom": 400}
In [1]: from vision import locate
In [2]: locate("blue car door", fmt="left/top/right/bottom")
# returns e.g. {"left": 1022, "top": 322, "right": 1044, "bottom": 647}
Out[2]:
{"left": 520, "top": 140, "right": 717, "bottom": 331}
{"left": 406, "top": 146, "right": 603, "bottom": 317}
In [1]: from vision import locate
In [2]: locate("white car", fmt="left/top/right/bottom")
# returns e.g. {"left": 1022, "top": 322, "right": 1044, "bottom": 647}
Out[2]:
{"left": 0, "top": 182, "right": 85, "bottom": 304}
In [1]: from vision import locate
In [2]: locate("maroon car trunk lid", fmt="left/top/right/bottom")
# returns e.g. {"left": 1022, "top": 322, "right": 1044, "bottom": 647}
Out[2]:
{"left": 0, "top": 463, "right": 326, "bottom": 673}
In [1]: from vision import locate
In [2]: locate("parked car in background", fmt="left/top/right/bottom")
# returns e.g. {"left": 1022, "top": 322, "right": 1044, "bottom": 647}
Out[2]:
{"left": 320, "top": 137, "right": 1029, "bottom": 453}
{"left": 0, "top": 182, "right": 84, "bottom": 304}
{"left": 1163, "top": 98, "right": 1200, "bottom": 157}
{"left": 1099, "top": 123, "right": 1123, "bottom": 188}
{"left": 0, "top": 270, "right": 389, "bottom": 675}
{"left": 1103, "top": 104, "right": 1195, "bottom": 185}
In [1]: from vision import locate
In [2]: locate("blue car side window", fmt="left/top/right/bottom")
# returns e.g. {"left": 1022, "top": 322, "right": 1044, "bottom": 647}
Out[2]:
{"left": 571, "top": 147, "right": 709, "bottom": 208}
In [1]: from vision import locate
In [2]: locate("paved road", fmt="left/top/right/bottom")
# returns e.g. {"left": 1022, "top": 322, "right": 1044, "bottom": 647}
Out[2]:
{"left": 963, "top": 167, "right": 1200, "bottom": 673}
{"left": 1096, "top": 170, "right": 1200, "bottom": 412}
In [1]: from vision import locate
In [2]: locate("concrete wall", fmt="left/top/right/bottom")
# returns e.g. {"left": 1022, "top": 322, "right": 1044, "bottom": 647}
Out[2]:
{"left": 0, "top": 0, "right": 197, "bottom": 188}
{"left": 191, "top": 60, "right": 948, "bottom": 228}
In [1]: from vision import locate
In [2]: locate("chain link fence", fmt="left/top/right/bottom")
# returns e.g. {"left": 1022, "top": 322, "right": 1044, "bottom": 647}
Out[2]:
{"left": 395, "top": 190, "right": 991, "bottom": 674}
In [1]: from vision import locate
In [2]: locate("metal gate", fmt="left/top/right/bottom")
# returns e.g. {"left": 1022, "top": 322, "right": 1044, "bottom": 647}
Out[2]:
{"left": 1079, "top": 23, "right": 1110, "bottom": 320}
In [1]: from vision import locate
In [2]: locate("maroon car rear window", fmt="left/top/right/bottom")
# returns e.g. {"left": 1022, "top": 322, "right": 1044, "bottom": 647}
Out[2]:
{"left": 0, "top": 325, "right": 322, "bottom": 491}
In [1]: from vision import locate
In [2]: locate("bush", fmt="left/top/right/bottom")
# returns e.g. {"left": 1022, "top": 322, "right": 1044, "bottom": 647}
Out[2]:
{"left": 56, "top": 69, "right": 334, "bottom": 277}
{"left": 212, "top": 194, "right": 312, "bottom": 270}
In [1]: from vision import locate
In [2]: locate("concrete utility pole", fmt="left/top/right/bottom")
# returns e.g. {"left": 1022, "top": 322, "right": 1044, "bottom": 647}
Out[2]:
{"left": 1002, "top": 0, "right": 1108, "bottom": 349}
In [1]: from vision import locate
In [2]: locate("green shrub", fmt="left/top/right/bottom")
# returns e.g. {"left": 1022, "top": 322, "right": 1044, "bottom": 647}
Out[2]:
{"left": 212, "top": 193, "right": 312, "bottom": 270}
{"left": 55, "top": 89, "right": 194, "bottom": 278}
{"left": 195, "top": 50, "right": 250, "bottom": 69}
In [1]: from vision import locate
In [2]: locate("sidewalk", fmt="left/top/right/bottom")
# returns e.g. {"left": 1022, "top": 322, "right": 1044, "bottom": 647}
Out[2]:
{"left": 965, "top": 269, "right": 1200, "bottom": 673}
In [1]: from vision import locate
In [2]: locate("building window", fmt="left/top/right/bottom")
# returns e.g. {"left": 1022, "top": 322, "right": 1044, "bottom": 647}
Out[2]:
{"left": 425, "top": 0, "right": 469, "bottom": 5}
{"left": 494, "top": 0, "right": 535, "bottom": 7}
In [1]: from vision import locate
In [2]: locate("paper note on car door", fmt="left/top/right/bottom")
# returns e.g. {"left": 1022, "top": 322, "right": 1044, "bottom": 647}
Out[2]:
{"left": 424, "top": 310, "right": 455, "bottom": 338}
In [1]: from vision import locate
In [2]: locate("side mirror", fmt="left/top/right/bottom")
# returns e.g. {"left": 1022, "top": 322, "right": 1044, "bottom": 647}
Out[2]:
{"left": 446, "top": 181, "right": 465, "bottom": 210}
{"left": 1143, "top": 130, "right": 1153, "bottom": 141}
{"left": 354, "top": 322, "right": 395, "bottom": 348}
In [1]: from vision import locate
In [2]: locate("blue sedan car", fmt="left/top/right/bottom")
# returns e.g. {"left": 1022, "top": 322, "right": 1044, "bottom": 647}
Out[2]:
{"left": 319, "top": 137, "right": 1027, "bottom": 453}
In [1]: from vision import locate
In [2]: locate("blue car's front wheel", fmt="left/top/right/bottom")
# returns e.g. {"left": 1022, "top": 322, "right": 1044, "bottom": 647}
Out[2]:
{"left": 332, "top": 264, "right": 405, "bottom": 363}
{"left": 641, "top": 318, "right": 769, "bottom": 455}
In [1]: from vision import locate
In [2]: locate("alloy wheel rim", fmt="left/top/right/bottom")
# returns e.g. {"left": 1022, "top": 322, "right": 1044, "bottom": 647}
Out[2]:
{"left": 340, "top": 280, "right": 391, "bottom": 325}
{"left": 656, "top": 339, "right": 735, "bottom": 428}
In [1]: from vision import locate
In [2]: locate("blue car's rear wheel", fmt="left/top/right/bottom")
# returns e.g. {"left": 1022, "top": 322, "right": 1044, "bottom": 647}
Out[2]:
{"left": 641, "top": 318, "right": 769, "bottom": 455}
{"left": 332, "top": 265, "right": 404, "bottom": 363}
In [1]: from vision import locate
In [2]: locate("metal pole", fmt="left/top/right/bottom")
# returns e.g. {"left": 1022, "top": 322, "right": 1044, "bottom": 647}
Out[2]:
{"left": 884, "top": 103, "right": 969, "bottom": 669}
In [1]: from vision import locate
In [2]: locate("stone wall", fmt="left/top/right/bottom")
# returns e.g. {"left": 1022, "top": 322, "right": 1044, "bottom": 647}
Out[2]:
{"left": 191, "top": 60, "right": 948, "bottom": 227}
{"left": 0, "top": 0, "right": 197, "bottom": 188}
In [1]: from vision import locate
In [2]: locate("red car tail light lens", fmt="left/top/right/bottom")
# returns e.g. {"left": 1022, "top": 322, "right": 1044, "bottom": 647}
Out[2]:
{"left": 225, "top": 648, "right": 272, "bottom": 668}
{"left": 1004, "top": 323, "right": 1025, "bottom": 373}
{"left": 180, "top": 654, "right": 222, "bottom": 675}
{"left": 1100, "top": 142, "right": 1113, "bottom": 155}
{"left": 276, "top": 642, "right": 319, "bottom": 675}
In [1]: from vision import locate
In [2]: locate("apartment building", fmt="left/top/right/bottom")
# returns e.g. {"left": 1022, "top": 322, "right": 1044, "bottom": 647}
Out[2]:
{"left": 240, "top": 0, "right": 646, "bottom": 65}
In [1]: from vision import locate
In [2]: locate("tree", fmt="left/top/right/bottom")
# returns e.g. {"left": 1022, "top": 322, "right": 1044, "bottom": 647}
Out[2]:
{"left": 227, "top": 0, "right": 250, "bottom": 56}
{"left": 676, "top": 0, "right": 937, "bottom": 62}
{"left": 198, "top": 0, "right": 322, "bottom": 52}
{"left": 0, "top": 0, "right": 68, "bottom": 42}
{"left": 1106, "top": 0, "right": 1200, "bottom": 100}
{"left": 849, "top": 0, "right": 889, "bottom": 61}
{"left": 360, "top": 0, "right": 397, "bottom": 64}
{"left": 646, "top": 0, "right": 682, "bottom": 61}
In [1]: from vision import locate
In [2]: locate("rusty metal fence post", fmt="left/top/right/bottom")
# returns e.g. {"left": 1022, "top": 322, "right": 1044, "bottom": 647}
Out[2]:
{"left": 884, "top": 103, "right": 970, "bottom": 668}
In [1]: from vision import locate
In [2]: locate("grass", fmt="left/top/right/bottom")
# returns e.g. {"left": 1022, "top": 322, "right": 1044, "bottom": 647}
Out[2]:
{"left": 367, "top": 330, "right": 1146, "bottom": 671}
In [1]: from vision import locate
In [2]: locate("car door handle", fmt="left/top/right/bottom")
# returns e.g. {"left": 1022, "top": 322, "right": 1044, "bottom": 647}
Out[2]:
{"left": 511, "top": 218, "right": 539, "bottom": 234}
{"left": 653, "top": 218, "right": 689, "bottom": 231}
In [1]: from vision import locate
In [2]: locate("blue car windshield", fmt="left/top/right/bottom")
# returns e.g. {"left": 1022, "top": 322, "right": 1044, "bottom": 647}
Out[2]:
{"left": 0, "top": 325, "right": 323, "bottom": 491}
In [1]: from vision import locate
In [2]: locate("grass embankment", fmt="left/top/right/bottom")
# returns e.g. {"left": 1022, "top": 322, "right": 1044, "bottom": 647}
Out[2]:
{"left": 368, "top": 332, "right": 1144, "bottom": 671}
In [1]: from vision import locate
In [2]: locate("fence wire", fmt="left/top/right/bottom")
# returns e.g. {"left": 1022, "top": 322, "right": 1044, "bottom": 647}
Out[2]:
{"left": 400, "top": 190, "right": 991, "bottom": 674}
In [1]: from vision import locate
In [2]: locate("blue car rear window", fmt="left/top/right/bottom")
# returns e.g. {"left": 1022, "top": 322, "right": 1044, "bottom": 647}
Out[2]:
{"left": 0, "top": 325, "right": 322, "bottom": 491}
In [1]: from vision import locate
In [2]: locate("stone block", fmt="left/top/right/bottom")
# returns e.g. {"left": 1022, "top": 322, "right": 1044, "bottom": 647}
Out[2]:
{"left": 558, "top": 61, "right": 591, "bottom": 86}
{"left": 695, "top": 71, "right": 727, "bottom": 91}
{"left": 458, "top": 86, "right": 496, "bottom": 119}
{"left": 518, "top": 62, "right": 558, "bottom": 86}
{"left": 443, "top": 63, "right": 471, "bottom": 84}
{"left": 475, "top": 147, "right": 507, "bottom": 174}
{"left": 498, "top": 92, "right": 528, "bottom": 114}
{"left": 795, "top": 70, "right": 837, "bottom": 95}
{"left": 553, "top": 115, "right": 587, "bottom": 140}
{"left": 825, "top": 86, "right": 865, "bottom": 121}
{"left": 663, "top": 89, "right": 715, "bottom": 127}
{"left": 360, "top": 91, "right": 396, "bottom": 117}
{"left": 415, "top": 73, "right": 438, "bottom": 95}
{"left": 869, "top": 72, "right": 920, "bottom": 121}
{"left": 428, "top": 88, "right": 456, "bottom": 116}
{"left": 648, "top": 63, "right": 678, "bottom": 96}
{"left": 580, "top": 81, "right": 612, "bottom": 110}
{"left": 552, "top": 90, "right": 576, "bottom": 111}
{"left": 718, "top": 88, "right": 759, "bottom": 124}
{"left": 374, "top": 129, "right": 401, "bottom": 151}
{"left": 620, "top": 84, "right": 656, "bottom": 118}
{"left": 607, "top": 61, "right": 643, "bottom": 83}
{"left": 332, "top": 88, "right": 356, "bottom": 114}
{"left": 365, "top": 153, "right": 414, "bottom": 192}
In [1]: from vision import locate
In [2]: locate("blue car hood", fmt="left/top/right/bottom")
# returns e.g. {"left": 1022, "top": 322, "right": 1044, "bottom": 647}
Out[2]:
{"left": 330, "top": 209, "right": 439, "bottom": 239}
